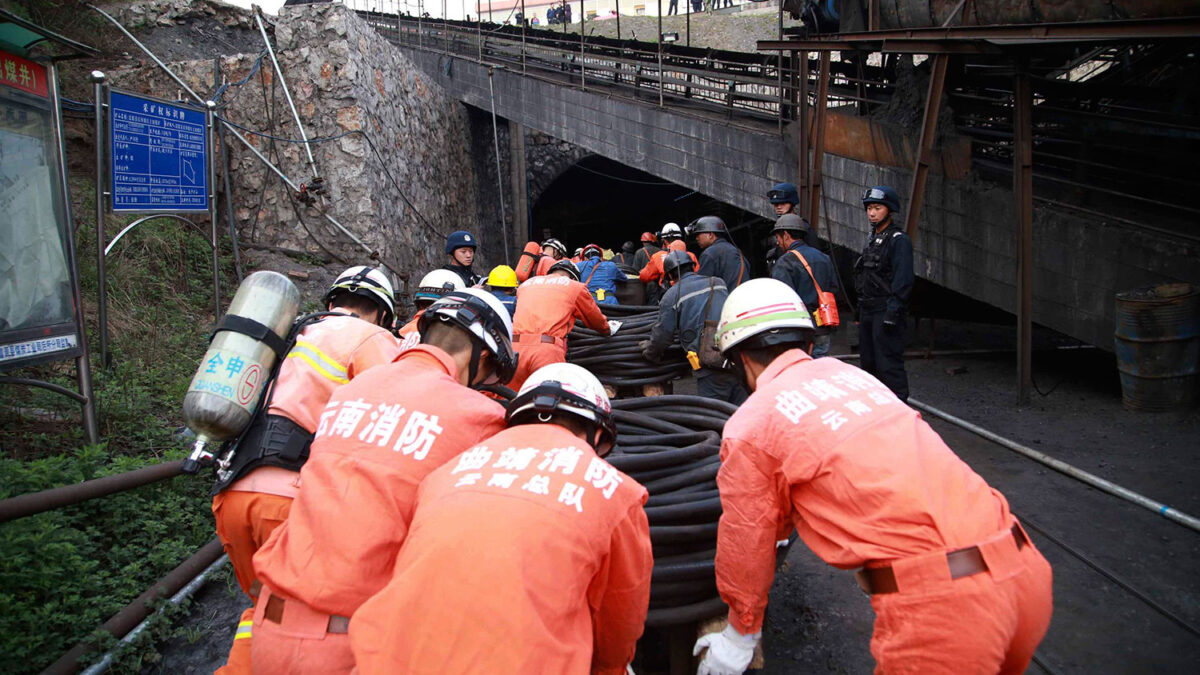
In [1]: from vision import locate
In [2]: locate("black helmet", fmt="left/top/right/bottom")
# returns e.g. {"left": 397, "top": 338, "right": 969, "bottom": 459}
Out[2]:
{"left": 621, "top": 241, "right": 636, "bottom": 254}
{"left": 771, "top": 213, "right": 812, "bottom": 237}
{"left": 689, "top": 215, "right": 728, "bottom": 237}
{"left": 418, "top": 289, "right": 517, "bottom": 387}
{"left": 548, "top": 260, "right": 580, "bottom": 281}
{"left": 662, "top": 249, "right": 695, "bottom": 280}
{"left": 862, "top": 186, "right": 901, "bottom": 214}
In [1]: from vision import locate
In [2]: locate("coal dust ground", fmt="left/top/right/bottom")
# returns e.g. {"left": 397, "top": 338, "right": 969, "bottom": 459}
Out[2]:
{"left": 141, "top": 318, "right": 1200, "bottom": 674}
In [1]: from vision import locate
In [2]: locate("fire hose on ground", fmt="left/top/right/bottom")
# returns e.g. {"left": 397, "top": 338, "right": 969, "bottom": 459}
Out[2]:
{"left": 605, "top": 395, "right": 740, "bottom": 627}
{"left": 568, "top": 305, "right": 692, "bottom": 387}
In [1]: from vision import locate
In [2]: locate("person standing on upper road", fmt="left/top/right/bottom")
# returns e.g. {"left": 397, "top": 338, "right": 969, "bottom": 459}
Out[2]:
{"left": 691, "top": 216, "right": 749, "bottom": 291}
{"left": 769, "top": 214, "right": 839, "bottom": 357}
{"left": 642, "top": 250, "right": 746, "bottom": 404}
{"left": 692, "top": 278, "right": 1052, "bottom": 675}
{"left": 576, "top": 243, "right": 624, "bottom": 305}
{"left": 443, "top": 230, "right": 483, "bottom": 287}
{"left": 853, "top": 186, "right": 913, "bottom": 401}
{"left": 350, "top": 363, "right": 653, "bottom": 675}
{"left": 209, "top": 266, "right": 400, "bottom": 675}
{"left": 508, "top": 261, "right": 612, "bottom": 391}
{"left": 249, "top": 290, "right": 516, "bottom": 675}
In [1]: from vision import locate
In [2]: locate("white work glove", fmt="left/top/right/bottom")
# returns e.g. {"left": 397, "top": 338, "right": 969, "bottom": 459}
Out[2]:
{"left": 693, "top": 624, "right": 760, "bottom": 675}
{"left": 607, "top": 319, "right": 623, "bottom": 335}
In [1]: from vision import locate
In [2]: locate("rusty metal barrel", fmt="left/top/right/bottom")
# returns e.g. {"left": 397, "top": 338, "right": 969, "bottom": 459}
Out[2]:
{"left": 1113, "top": 283, "right": 1200, "bottom": 412}
{"left": 877, "top": 0, "right": 1200, "bottom": 29}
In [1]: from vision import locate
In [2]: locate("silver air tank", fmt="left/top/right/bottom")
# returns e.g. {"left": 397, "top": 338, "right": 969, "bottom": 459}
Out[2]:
{"left": 181, "top": 271, "right": 299, "bottom": 472}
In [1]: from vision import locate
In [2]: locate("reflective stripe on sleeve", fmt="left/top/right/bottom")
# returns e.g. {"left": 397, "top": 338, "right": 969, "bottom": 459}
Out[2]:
{"left": 287, "top": 340, "right": 350, "bottom": 384}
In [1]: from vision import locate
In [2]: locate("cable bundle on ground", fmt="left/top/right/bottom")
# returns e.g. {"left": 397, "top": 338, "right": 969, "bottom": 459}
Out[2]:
{"left": 568, "top": 305, "right": 691, "bottom": 387}
{"left": 605, "top": 395, "right": 738, "bottom": 627}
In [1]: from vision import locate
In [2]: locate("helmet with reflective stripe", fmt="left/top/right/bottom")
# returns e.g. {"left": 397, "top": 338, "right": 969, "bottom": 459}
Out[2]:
{"left": 862, "top": 185, "right": 901, "bottom": 213}
{"left": 717, "top": 278, "right": 815, "bottom": 356}
{"left": 507, "top": 362, "right": 616, "bottom": 454}
{"left": 662, "top": 249, "right": 695, "bottom": 280}
{"left": 768, "top": 182, "right": 800, "bottom": 206}
{"left": 640, "top": 231, "right": 657, "bottom": 243}
{"left": 541, "top": 238, "right": 568, "bottom": 257}
{"left": 487, "top": 265, "right": 519, "bottom": 289}
{"left": 582, "top": 244, "right": 604, "bottom": 260}
{"left": 324, "top": 266, "right": 395, "bottom": 326}
{"left": 414, "top": 269, "right": 466, "bottom": 308}
{"left": 548, "top": 260, "right": 580, "bottom": 281}
{"left": 659, "top": 222, "right": 683, "bottom": 240}
{"left": 689, "top": 215, "right": 729, "bottom": 237}
{"left": 418, "top": 288, "right": 516, "bottom": 386}
{"left": 445, "top": 230, "right": 477, "bottom": 254}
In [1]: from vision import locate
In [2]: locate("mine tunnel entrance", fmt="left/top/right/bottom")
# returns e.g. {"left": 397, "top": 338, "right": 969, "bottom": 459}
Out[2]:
{"left": 529, "top": 155, "right": 778, "bottom": 273}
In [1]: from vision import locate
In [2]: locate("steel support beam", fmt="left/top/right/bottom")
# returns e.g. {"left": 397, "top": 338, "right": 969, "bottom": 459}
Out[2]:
{"left": 905, "top": 53, "right": 948, "bottom": 240}
{"left": 1013, "top": 67, "right": 1034, "bottom": 404}
{"left": 797, "top": 50, "right": 809, "bottom": 217}
{"left": 807, "top": 53, "right": 831, "bottom": 236}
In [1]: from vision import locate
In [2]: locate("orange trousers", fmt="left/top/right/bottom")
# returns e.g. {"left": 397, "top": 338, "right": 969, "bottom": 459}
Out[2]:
{"left": 868, "top": 524, "right": 1053, "bottom": 674}
{"left": 509, "top": 342, "right": 566, "bottom": 392}
{"left": 251, "top": 586, "right": 355, "bottom": 675}
{"left": 212, "top": 491, "right": 295, "bottom": 675}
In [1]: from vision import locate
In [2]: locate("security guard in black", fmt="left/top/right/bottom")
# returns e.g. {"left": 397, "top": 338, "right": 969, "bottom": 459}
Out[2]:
{"left": 854, "top": 186, "right": 914, "bottom": 401}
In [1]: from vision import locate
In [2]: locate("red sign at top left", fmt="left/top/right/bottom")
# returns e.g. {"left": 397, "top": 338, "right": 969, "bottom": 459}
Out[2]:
{"left": 0, "top": 49, "right": 49, "bottom": 98}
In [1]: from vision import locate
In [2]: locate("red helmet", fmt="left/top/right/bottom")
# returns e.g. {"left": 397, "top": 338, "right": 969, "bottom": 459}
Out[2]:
{"left": 582, "top": 244, "right": 604, "bottom": 259}
{"left": 640, "top": 231, "right": 656, "bottom": 243}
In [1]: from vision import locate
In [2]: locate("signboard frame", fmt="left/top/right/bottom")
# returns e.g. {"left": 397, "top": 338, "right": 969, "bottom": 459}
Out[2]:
{"left": 106, "top": 87, "right": 210, "bottom": 214}
{"left": 0, "top": 50, "right": 85, "bottom": 371}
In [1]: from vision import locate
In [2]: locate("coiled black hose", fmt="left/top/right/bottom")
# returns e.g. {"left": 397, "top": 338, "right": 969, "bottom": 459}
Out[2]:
{"left": 604, "top": 396, "right": 739, "bottom": 626}
{"left": 567, "top": 306, "right": 691, "bottom": 386}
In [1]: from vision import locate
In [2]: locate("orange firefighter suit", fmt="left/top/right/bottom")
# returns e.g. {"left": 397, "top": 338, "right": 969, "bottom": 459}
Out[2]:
{"left": 508, "top": 275, "right": 610, "bottom": 391}
{"left": 638, "top": 240, "right": 697, "bottom": 285}
{"left": 714, "top": 349, "right": 1053, "bottom": 674}
{"left": 350, "top": 423, "right": 653, "bottom": 675}
{"left": 534, "top": 254, "right": 559, "bottom": 277}
{"left": 211, "top": 312, "right": 399, "bottom": 675}
{"left": 249, "top": 345, "right": 507, "bottom": 674}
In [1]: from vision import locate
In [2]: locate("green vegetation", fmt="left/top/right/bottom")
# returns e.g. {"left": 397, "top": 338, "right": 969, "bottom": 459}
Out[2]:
{"left": 0, "top": 176, "right": 241, "bottom": 674}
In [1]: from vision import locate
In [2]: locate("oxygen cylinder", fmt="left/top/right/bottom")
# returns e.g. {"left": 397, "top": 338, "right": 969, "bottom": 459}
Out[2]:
{"left": 181, "top": 271, "right": 299, "bottom": 473}
{"left": 515, "top": 241, "right": 543, "bottom": 282}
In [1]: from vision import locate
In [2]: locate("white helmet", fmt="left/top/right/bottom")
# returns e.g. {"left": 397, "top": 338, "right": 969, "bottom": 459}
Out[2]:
{"left": 414, "top": 269, "right": 466, "bottom": 308}
{"left": 418, "top": 288, "right": 516, "bottom": 386}
{"left": 659, "top": 222, "right": 683, "bottom": 239}
{"left": 507, "top": 363, "right": 616, "bottom": 454}
{"left": 717, "top": 278, "right": 815, "bottom": 356}
{"left": 324, "top": 266, "right": 395, "bottom": 326}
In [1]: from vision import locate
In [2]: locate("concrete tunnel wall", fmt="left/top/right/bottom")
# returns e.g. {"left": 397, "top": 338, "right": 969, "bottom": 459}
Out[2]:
{"left": 398, "top": 48, "right": 1200, "bottom": 349}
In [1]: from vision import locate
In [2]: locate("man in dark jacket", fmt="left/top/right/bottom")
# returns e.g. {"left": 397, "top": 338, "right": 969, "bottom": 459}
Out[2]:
{"left": 641, "top": 250, "right": 747, "bottom": 404}
{"left": 853, "top": 186, "right": 914, "bottom": 401}
{"left": 769, "top": 214, "right": 839, "bottom": 357}
{"left": 691, "top": 216, "right": 749, "bottom": 290}
{"left": 443, "top": 230, "right": 483, "bottom": 286}
{"left": 765, "top": 182, "right": 801, "bottom": 272}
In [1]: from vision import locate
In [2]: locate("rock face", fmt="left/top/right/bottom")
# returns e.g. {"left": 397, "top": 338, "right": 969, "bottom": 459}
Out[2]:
{"left": 107, "top": 2, "right": 506, "bottom": 304}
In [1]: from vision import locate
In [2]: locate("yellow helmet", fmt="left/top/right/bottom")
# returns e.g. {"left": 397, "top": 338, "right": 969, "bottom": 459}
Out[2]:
{"left": 487, "top": 265, "right": 519, "bottom": 289}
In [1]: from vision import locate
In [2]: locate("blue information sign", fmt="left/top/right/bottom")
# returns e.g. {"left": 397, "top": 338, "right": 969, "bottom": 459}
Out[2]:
{"left": 109, "top": 90, "right": 208, "bottom": 212}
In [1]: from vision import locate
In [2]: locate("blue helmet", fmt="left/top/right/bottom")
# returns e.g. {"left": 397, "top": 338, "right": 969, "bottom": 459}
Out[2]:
{"left": 768, "top": 182, "right": 799, "bottom": 206}
{"left": 445, "top": 230, "right": 477, "bottom": 255}
{"left": 862, "top": 186, "right": 901, "bottom": 214}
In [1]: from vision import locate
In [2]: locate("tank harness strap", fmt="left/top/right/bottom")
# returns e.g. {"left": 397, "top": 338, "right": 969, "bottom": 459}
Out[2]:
{"left": 212, "top": 315, "right": 289, "bottom": 360}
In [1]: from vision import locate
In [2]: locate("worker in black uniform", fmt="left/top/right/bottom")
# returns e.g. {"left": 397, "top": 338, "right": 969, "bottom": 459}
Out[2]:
{"left": 690, "top": 215, "right": 749, "bottom": 290}
{"left": 853, "top": 186, "right": 914, "bottom": 401}
{"left": 769, "top": 213, "right": 839, "bottom": 357}
{"left": 765, "top": 182, "right": 801, "bottom": 272}
{"left": 641, "top": 250, "right": 747, "bottom": 404}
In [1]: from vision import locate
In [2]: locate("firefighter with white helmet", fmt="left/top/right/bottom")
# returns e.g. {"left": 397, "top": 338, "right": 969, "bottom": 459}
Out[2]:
{"left": 251, "top": 288, "right": 516, "bottom": 674}
{"left": 397, "top": 269, "right": 467, "bottom": 349}
{"left": 695, "top": 279, "right": 1052, "bottom": 675}
{"left": 350, "top": 362, "right": 653, "bottom": 674}
{"left": 210, "top": 266, "right": 400, "bottom": 675}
